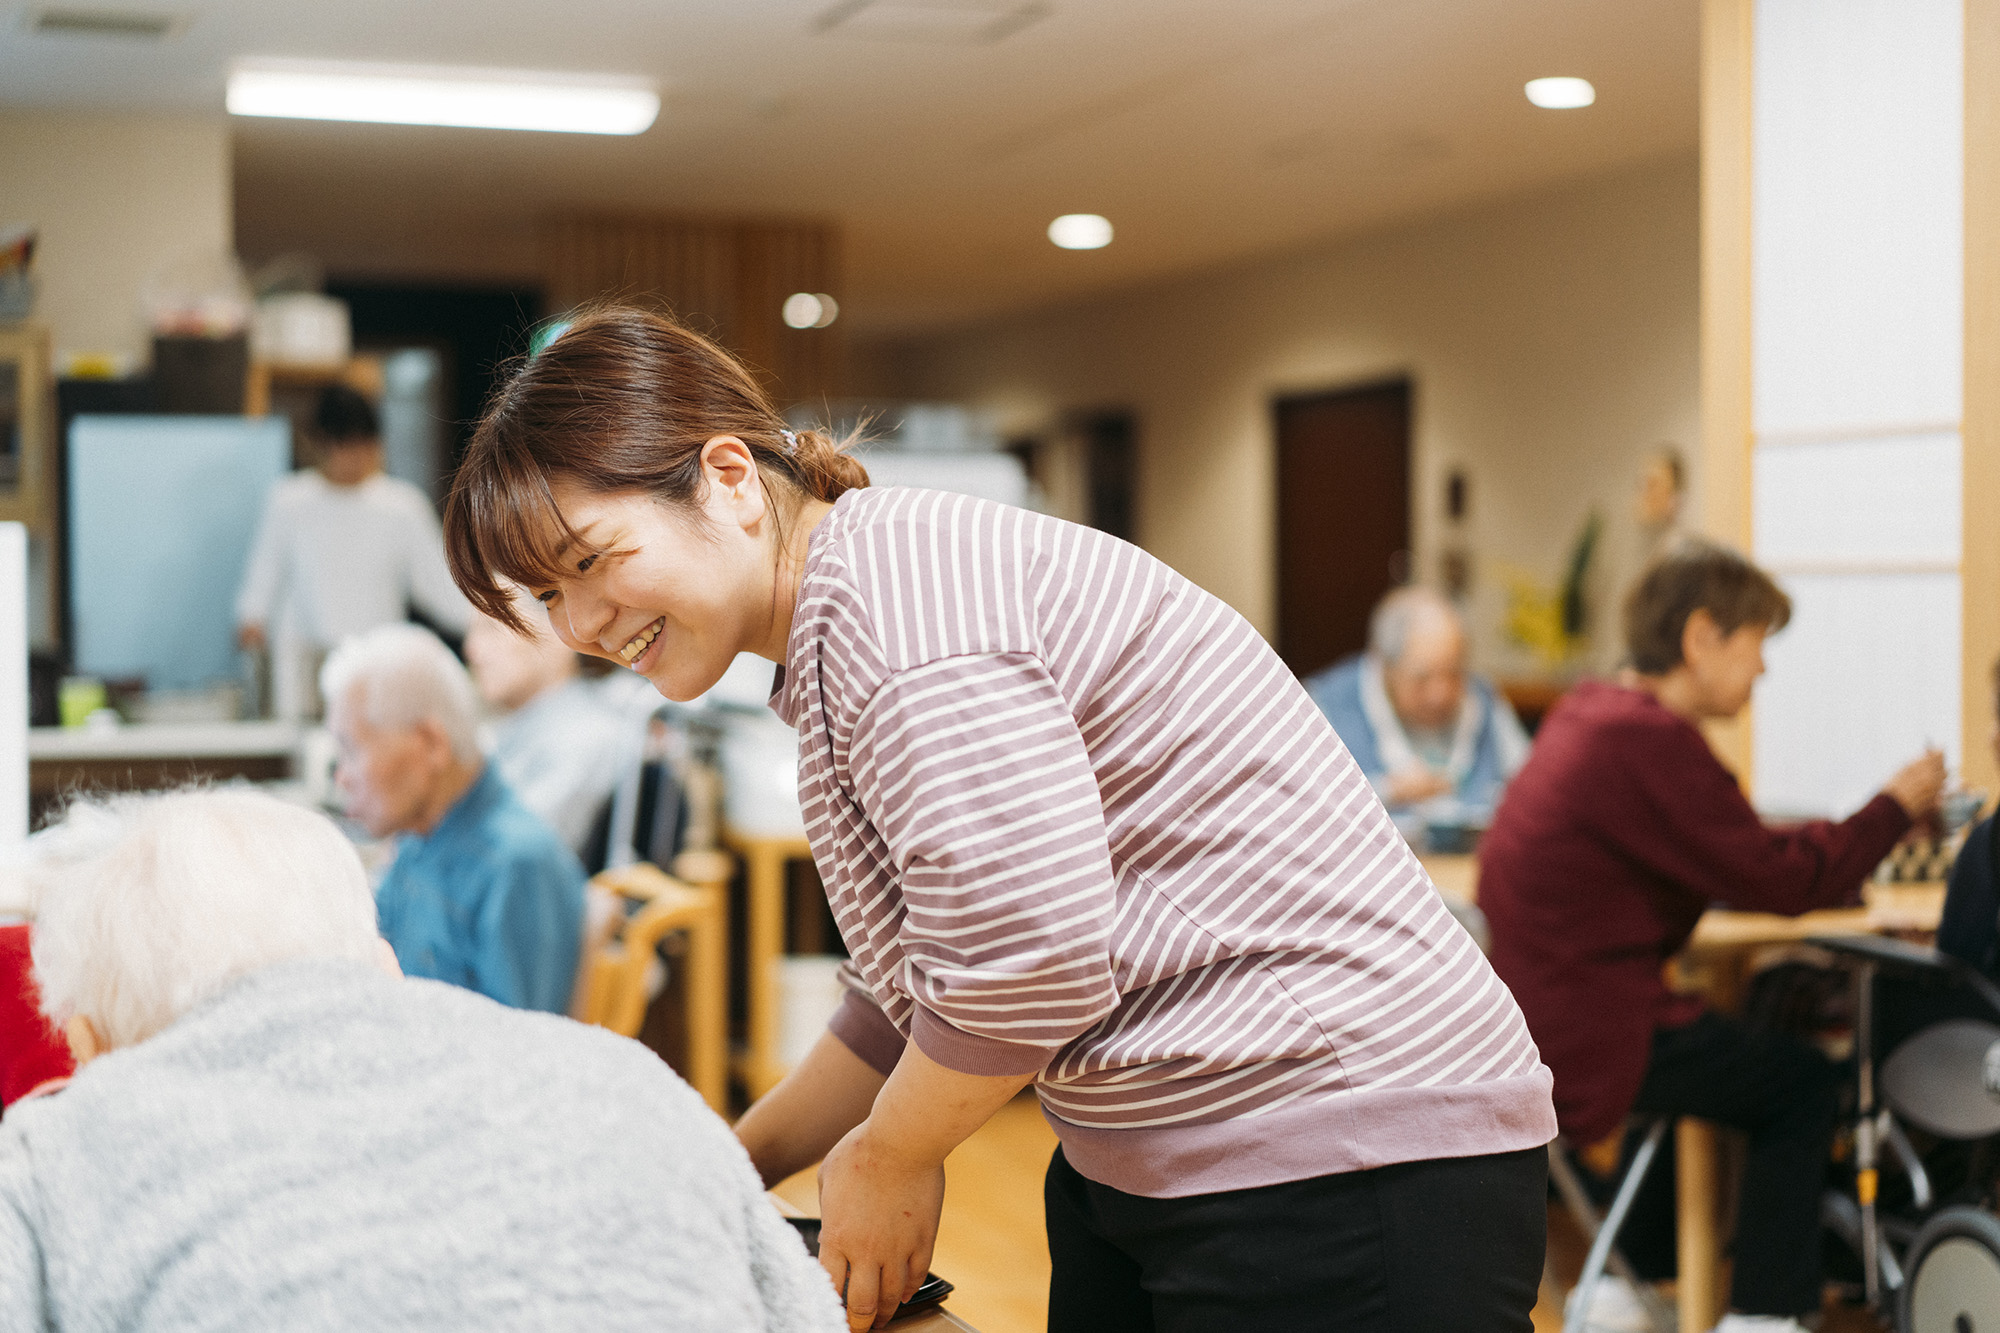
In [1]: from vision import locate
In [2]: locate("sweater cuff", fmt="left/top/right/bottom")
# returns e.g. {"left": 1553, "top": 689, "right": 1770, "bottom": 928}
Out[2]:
{"left": 1855, "top": 791, "right": 1916, "bottom": 891}
{"left": 827, "top": 991, "right": 907, "bottom": 1078}
{"left": 910, "top": 1003, "right": 1059, "bottom": 1077}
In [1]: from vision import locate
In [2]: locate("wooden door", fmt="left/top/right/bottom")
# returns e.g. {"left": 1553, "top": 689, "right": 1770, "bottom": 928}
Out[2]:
{"left": 1275, "top": 380, "right": 1412, "bottom": 676}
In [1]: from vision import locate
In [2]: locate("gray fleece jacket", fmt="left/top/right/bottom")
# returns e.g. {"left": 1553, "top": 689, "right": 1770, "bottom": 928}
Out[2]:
{"left": 0, "top": 958, "right": 844, "bottom": 1332}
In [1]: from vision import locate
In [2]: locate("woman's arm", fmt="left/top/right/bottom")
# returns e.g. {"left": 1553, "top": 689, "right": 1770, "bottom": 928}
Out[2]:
{"left": 734, "top": 1030, "right": 888, "bottom": 1188}
{"left": 815, "top": 1043, "right": 1036, "bottom": 1332}
{"left": 1612, "top": 719, "right": 1922, "bottom": 915}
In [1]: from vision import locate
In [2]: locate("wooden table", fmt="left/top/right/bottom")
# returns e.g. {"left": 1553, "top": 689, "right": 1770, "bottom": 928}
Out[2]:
{"left": 1417, "top": 851, "right": 1478, "bottom": 904}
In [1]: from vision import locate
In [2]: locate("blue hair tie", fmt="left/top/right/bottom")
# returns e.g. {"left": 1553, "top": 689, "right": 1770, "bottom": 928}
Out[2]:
{"left": 780, "top": 430, "right": 799, "bottom": 455}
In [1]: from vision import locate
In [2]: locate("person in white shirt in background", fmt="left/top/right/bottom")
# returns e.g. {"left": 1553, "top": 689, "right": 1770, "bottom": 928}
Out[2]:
{"left": 464, "top": 587, "right": 653, "bottom": 861}
{"left": 236, "top": 385, "right": 471, "bottom": 720}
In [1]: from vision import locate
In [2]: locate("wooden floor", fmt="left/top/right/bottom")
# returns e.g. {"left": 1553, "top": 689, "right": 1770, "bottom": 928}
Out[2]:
{"left": 777, "top": 1091, "right": 1890, "bottom": 1333}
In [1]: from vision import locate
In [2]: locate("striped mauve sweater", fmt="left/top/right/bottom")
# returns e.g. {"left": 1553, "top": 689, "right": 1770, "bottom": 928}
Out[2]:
{"left": 774, "top": 488, "right": 1555, "bottom": 1197}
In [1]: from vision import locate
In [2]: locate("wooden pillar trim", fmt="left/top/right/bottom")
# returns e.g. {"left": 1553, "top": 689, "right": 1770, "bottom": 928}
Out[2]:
{"left": 1966, "top": 0, "right": 2000, "bottom": 799}
{"left": 1700, "top": 0, "right": 1757, "bottom": 785}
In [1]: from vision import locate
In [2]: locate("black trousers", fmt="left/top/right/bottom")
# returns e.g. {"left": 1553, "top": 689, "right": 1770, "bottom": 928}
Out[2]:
{"left": 1044, "top": 1143, "right": 1547, "bottom": 1332}
{"left": 1613, "top": 1012, "right": 1841, "bottom": 1317}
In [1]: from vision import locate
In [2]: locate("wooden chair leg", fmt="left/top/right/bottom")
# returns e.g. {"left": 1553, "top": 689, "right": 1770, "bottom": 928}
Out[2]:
{"left": 1676, "top": 1118, "right": 1722, "bottom": 1333}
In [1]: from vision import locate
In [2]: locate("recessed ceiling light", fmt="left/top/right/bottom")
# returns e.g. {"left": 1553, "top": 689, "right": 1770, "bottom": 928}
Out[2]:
{"left": 1048, "top": 214, "right": 1113, "bottom": 250}
{"left": 226, "top": 60, "right": 660, "bottom": 135}
{"left": 782, "top": 293, "right": 840, "bottom": 329}
{"left": 1525, "top": 77, "right": 1595, "bottom": 110}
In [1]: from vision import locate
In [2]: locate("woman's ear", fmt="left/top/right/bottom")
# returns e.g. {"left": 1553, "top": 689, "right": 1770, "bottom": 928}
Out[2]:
{"left": 63, "top": 1014, "right": 105, "bottom": 1067}
{"left": 698, "top": 436, "right": 769, "bottom": 529}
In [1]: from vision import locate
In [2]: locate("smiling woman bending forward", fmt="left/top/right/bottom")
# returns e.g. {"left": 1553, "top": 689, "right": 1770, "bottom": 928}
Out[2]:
{"left": 444, "top": 308, "right": 1559, "bottom": 1333}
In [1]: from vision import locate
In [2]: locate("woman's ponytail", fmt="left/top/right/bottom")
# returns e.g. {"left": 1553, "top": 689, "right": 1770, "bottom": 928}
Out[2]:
{"left": 783, "top": 428, "right": 870, "bottom": 502}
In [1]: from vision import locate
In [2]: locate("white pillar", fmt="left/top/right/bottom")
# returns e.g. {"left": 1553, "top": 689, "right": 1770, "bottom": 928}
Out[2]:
{"left": 1746, "top": 0, "right": 1964, "bottom": 815}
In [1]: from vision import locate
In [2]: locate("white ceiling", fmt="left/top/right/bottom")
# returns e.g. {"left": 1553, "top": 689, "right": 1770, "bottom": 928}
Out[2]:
{"left": 0, "top": 0, "right": 1698, "bottom": 336}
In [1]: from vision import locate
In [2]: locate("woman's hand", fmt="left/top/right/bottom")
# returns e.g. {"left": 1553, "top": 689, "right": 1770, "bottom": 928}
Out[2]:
{"left": 813, "top": 1043, "right": 1038, "bottom": 1330}
{"left": 816, "top": 1122, "right": 947, "bottom": 1331}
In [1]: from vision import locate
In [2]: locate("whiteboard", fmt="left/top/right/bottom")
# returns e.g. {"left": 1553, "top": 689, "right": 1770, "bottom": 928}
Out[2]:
{"left": 69, "top": 415, "right": 290, "bottom": 691}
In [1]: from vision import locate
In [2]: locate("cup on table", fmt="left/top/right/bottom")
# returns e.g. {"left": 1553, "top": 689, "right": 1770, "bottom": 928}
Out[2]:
{"left": 57, "top": 677, "right": 106, "bottom": 729}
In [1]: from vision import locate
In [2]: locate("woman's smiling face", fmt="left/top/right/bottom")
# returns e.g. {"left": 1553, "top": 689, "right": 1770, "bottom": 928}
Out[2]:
{"left": 531, "top": 452, "right": 782, "bottom": 702}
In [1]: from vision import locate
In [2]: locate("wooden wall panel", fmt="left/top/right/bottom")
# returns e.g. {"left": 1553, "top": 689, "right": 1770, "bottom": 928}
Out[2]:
{"left": 1966, "top": 0, "right": 2000, "bottom": 796}
{"left": 1699, "top": 0, "right": 1757, "bottom": 785}
{"left": 541, "top": 215, "right": 844, "bottom": 406}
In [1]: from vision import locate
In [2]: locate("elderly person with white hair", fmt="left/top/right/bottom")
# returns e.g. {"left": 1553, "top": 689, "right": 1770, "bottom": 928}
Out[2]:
{"left": 463, "top": 587, "right": 654, "bottom": 861}
{"left": 322, "top": 623, "right": 584, "bottom": 1012}
{"left": 1303, "top": 586, "right": 1531, "bottom": 823}
{"left": 0, "top": 788, "right": 844, "bottom": 1330}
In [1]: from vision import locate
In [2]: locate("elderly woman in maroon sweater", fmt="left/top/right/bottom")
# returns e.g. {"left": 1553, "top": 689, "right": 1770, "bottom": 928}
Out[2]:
{"left": 1481, "top": 542, "right": 1944, "bottom": 1333}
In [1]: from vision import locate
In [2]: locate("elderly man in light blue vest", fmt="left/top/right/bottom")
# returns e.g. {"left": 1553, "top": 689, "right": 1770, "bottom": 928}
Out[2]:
{"left": 1303, "top": 586, "right": 1531, "bottom": 829}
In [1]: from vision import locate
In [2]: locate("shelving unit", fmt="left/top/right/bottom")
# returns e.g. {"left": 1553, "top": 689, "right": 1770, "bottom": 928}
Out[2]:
{"left": 0, "top": 324, "right": 54, "bottom": 649}
{"left": 0, "top": 323, "right": 53, "bottom": 538}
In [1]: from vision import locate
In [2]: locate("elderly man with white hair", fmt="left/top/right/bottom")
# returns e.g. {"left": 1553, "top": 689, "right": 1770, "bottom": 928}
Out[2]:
{"left": 322, "top": 623, "right": 584, "bottom": 1013}
{"left": 1303, "top": 586, "right": 1531, "bottom": 824}
{"left": 0, "top": 788, "right": 844, "bottom": 1330}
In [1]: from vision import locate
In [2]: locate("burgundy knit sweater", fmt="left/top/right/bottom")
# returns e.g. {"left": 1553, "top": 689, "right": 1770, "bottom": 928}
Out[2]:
{"left": 1479, "top": 681, "right": 1909, "bottom": 1144}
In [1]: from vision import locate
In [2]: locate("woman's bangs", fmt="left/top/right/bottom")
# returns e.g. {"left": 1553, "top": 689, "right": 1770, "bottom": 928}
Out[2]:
{"left": 454, "top": 454, "right": 582, "bottom": 630}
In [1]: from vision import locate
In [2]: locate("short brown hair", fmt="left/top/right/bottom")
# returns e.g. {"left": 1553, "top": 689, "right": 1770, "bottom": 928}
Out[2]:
{"left": 1623, "top": 540, "right": 1792, "bottom": 674}
{"left": 443, "top": 306, "right": 867, "bottom": 631}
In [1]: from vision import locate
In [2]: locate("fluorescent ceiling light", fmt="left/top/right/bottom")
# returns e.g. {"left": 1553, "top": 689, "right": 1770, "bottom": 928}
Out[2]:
{"left": 1524, "top": 76, "right": 1595, "bottom": 110}
{"left": 1048, "top": 214, "right": 1113, "bottom": 250}
{"left": 227, "top": 60, "right": 659, "bottom": 135}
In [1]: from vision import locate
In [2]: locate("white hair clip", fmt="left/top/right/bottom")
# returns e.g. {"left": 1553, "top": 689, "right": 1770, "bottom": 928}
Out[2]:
{"left": 780, "top": 429, "right": 799, "bottom": 455}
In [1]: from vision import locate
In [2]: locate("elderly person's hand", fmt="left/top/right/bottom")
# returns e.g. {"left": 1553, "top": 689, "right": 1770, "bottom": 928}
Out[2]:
{"left": 1387, "top": 769, "right": 1454, "bottom": 806}
{"left": 1882, "top": 749, "right": 1947, "bottom": 823}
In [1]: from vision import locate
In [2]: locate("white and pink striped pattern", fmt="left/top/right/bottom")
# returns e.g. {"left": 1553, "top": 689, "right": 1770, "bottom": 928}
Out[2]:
{"left": 776, "top": 488, "right": 1554, "bottom": 1197}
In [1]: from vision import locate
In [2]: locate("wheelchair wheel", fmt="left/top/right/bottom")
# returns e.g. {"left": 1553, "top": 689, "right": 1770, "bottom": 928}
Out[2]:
{"left": 1900, "top": 1205, "right": 2000, "bottom": 1333}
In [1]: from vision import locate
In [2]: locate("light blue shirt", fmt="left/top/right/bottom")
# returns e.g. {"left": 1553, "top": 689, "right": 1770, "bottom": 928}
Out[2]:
{"left": 376, "top": 766, "right": 586, "bottom": 1014}
{"left": 1301, "top": 653, "right": 1531, "bottom": 819}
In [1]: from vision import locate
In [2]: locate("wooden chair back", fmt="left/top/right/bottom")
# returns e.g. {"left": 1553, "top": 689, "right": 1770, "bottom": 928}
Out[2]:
{"left": 570, "top": 855, "right": 730, "bottom": 1113}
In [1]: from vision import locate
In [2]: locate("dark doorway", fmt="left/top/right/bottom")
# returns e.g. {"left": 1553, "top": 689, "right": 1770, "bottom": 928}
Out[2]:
{"left": 1274, "top": 380, "right": 1412, "bottom": 677}
{"left": 1076, "top": 410, "right": 1137, "bottom": 542}
{"left": 324, "top": 281, "right": 544, "bottom": 478}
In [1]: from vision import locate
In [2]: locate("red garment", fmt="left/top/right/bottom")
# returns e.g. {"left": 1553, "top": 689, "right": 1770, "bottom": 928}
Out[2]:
{"left": 0, "top": 925, "right": 73, "bottom": 1109}
{"left": 1479, "top": 681, "right": 1908, "bottom": 1144}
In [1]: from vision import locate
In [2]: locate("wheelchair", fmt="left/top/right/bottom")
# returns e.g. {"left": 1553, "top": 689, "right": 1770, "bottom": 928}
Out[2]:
{"left": 1810, "top": 933, "right": 2000, "bottom": 1332}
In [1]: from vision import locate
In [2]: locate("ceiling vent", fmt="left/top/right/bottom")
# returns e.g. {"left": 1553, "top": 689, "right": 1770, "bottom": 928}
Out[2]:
{"left": 28, "top": 8, "right": 183, "bottom": 40}
{"left": 814, "top": 0, "right": 1047, "bottom": 45}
